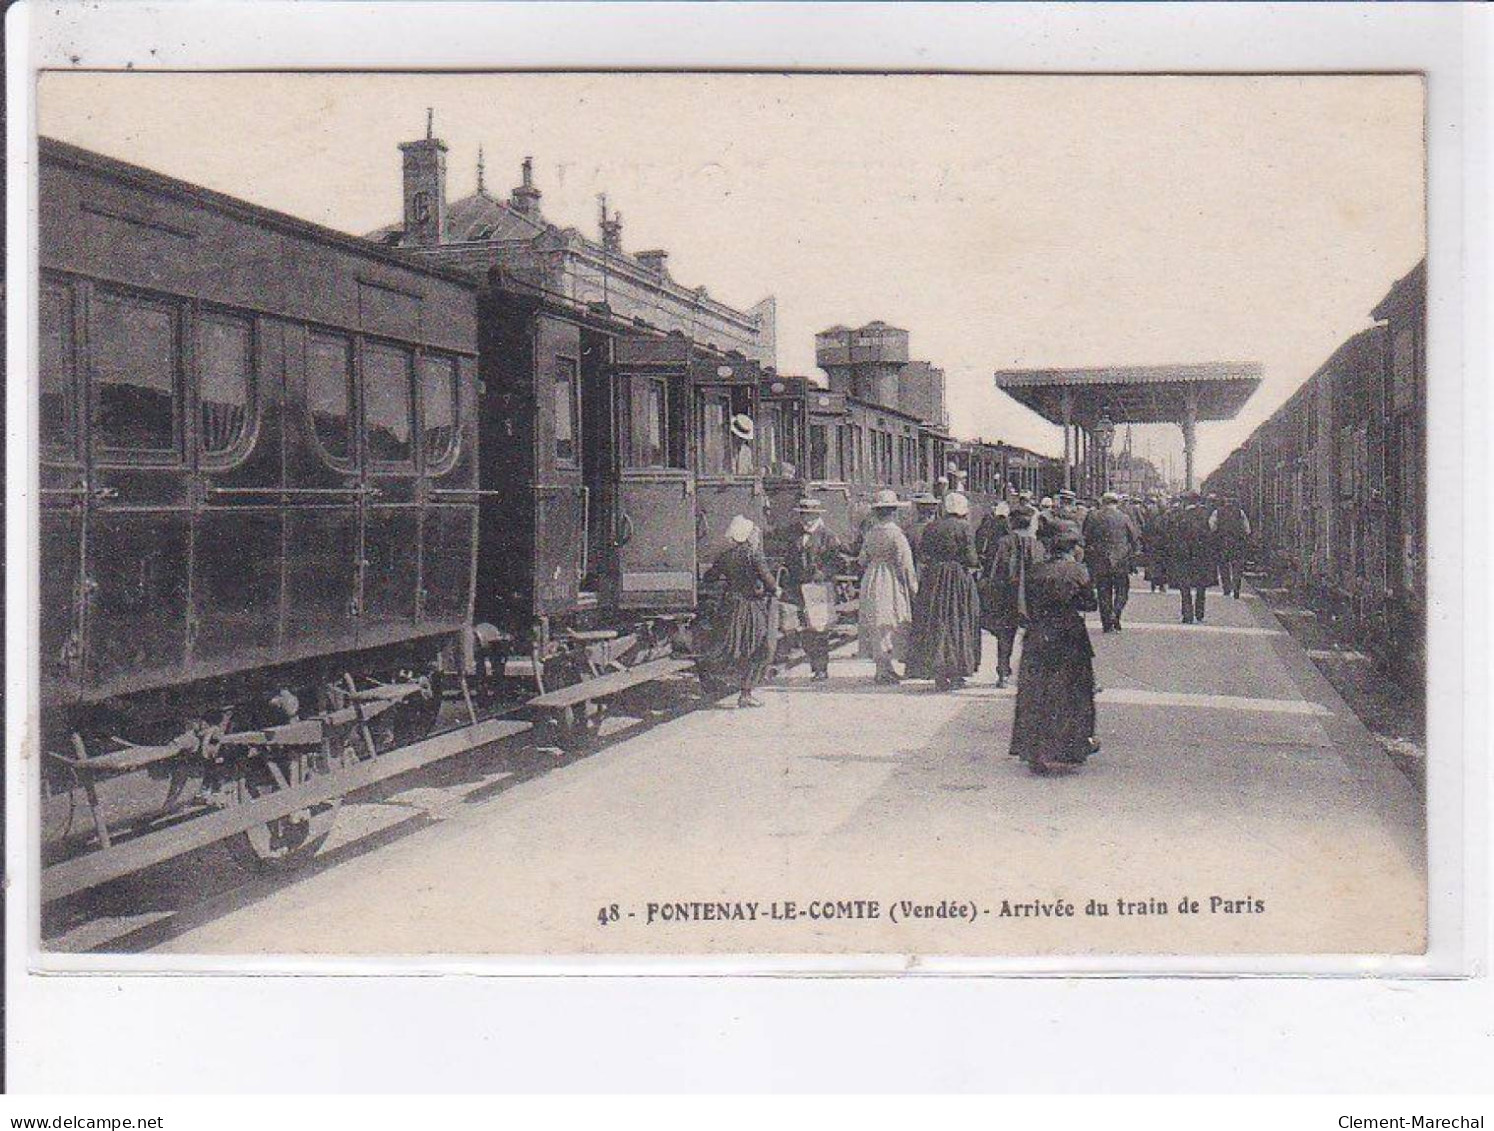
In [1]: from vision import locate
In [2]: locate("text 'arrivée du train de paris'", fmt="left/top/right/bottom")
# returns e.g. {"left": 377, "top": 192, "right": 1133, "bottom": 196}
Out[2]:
{"left": 596, "top": 894, "right": 1266, "bottom": 927}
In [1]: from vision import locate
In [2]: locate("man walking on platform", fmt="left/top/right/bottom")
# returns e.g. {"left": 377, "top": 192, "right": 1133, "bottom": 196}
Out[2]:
{"left": 1170, "top": 491, "right": 1217, "bottom": 624}
{"left": 1055, "top": 488, "right": 1087, "bottom": 528}
{"left": 1082, "top": 490, "right": 1143, "bottom": 632}
{"left": 1210, "top": 494, "right": 1252, "bottom": 599}
{"left": 784, "top": 496, "right": 845, "bottom": 682}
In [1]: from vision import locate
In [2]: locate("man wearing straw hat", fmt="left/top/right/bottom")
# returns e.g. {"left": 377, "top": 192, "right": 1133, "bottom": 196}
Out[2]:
{"left": 783, "top": 496, "right": 846, "bottom": 682}
{"left": 729, "top": 413, "right": 756, "bottom": 476}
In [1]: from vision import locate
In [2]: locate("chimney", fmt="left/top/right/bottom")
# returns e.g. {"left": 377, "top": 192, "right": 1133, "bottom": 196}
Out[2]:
{"left": 599, "top": 195, "right": 623, "bottom": 254}
{"left": 510, "top": 156, "right": 542, "bottom": 217}
{"left": 635, "top": 249, "right": 669, "bottom": 278}
{"left": 398, "top": 109, "right": 447, "bottom": 247}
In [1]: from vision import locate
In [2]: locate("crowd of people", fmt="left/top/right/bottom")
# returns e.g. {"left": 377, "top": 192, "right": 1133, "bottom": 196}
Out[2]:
{"left": 699, "top": 477, "right": 1253, "bottom": 777}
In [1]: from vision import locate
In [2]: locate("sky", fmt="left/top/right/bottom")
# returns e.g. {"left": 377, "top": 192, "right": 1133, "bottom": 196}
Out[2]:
{"left": 39, "top": 72, "right": 1425, "bottom": 478}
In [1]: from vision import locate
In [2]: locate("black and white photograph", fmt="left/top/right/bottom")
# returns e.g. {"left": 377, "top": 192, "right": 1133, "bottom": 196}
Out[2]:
{"left": 23, "top": 66, "right": 1432, "bottom": 960}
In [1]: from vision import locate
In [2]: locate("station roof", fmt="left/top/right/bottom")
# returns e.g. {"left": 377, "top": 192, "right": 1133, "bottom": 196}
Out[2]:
{"left": 993, "top": 362, "right": 1262, "bottom": 426}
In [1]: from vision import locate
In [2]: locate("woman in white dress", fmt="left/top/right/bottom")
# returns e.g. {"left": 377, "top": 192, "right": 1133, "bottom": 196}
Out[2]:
{"left": 857, "top": 489, "right": 918, "bottom": 684}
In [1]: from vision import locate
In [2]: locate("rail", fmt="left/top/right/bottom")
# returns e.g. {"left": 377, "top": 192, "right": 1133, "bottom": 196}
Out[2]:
{"left": 43, "top": 715, "right": 533, "bottom": 903}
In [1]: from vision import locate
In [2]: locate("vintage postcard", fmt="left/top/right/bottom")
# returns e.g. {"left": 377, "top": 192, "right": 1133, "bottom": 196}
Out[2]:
{"left": 28, "top": 70, "right": 1429, "bottom": 961}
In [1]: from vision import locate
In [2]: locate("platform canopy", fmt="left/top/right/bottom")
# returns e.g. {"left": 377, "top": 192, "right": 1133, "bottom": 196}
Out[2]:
{"left": 994, "top": 362, "right": 1262, "bottom": 491}
{"left": 993, "top": 362, "right": 1262, "bottom": 426}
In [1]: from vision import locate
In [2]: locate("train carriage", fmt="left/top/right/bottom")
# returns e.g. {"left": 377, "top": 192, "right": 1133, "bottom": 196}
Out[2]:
{"left": 40, "top": 138, "right": 481, "bottom": 882}
{"left": 470, "top": 272, "right": 781, "bottom": 690}
{"left": 1204, "top": 259, "right": 1425, "bottom": 681}
{"left": 758, "top": 375, "right": 856, "bottom": 544}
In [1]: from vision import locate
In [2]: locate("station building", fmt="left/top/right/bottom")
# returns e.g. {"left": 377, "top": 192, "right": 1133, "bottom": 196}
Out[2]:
{"left": 368, "top": 118, "right": 776, "bottom": 367}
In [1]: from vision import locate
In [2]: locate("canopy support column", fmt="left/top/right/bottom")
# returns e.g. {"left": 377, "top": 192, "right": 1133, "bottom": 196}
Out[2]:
{"left": 1061, "top": 391, "right": 1073, "bottom": 492}
{"left": 1081, "top": 424, "right": 1093, "bottom": 496}
{"left": 1182, "top": 385, "right": 1199, "bottom": 491}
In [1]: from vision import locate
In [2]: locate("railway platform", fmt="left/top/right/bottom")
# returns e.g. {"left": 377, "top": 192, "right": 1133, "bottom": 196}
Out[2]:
{"left": 61, "top": 582, "right": 1424, "bottom": 958}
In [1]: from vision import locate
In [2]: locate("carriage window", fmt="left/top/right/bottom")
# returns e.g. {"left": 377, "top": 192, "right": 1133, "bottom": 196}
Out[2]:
{"left": 92, "top": 291, "right": 179, "bottom": 455}
{"left": 698, "top": 390, "right": 731, "bottom": 474}
{"left": 554, "top": 356, "right": 579, "bottom": 466}
{"left": 308, "top": 333, "right": 354, "bottom": 464}
{"left": 420, "top": 353, "right": 460, "bottom": 468}
{"left": 364, "top": 342, "right": 414, "bottom": 464}
{"left": 40, "top": 283, "right": 75, "bottom": 453}
{"left": 199, "top": 314, "right": 253, "bottom": 458}
{"left": 759, "top": 405, "right": 780, "bottom": 468}
{"left": 809, "top": 423, "right": 829, "bottom": 481}
{"left": 620, "top": 375, "right": 669, "bottom": 469}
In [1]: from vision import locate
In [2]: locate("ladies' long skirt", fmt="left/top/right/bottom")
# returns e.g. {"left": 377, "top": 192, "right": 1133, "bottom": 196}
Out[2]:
{"left": 857, "top": 563, "right": 912, "bottom": 663}
{"left": 907, "top": 562, "right": 982, "bottom": 680}
{"left": 1009, "top": 622, "right": 1096, "bottom": 767}
{"left": 710, "top": 594, "right": 772, "bottom": 686}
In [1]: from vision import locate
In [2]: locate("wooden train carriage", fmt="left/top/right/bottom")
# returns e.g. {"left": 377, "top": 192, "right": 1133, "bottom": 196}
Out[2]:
{"left": 477, "top": 284, "right": 640, "bottom": 637}
{"left": 39, "top": 138, "right": 480, "bottom": 724}
{"left": 1204, "top": 260, "right": 1424, "bottom": 680}
{"left": 1372, "top": 260, "right": 1426, "bottom": 678}
{"left": 1324, "top": 328, "right": 1390, "bottom": 624}
{"left": 39, "top": 139, "right": 480, "bottom": 877}
{"left": 839, "top": 397, "right": 933, "bottom": 535}
{"left": 1004, "top": 445, "right": 1051, "bottom": 500}
{"left": 477, "top": 282, "right": 766, "bottom": 653}
{"left": 946, "top": 439, "right": 1010, "bottom": 526}
{"left": 758, "top": 376, "right": 855, "bottom": 545}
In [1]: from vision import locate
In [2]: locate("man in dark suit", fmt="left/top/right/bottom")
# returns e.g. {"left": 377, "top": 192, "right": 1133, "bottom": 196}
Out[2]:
{"left": 1210, "top": 495, "right": 1252, "bottom": 599}
{"left": 1081, "top": 491, "right": 1143, "bottom": 632}
{"left": 784, "top": 496, "right": 846, "bottom": 681}
{"left": 1171, "top": 491, "right": 1218, "bottom": 623}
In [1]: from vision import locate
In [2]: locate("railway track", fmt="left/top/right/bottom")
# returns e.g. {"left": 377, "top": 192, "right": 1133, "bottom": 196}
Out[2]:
{"left": 41, "top": 636, "right": 849, "bottom": 955}
{"left": 40, "top": 672, "right": 709, "bottom": 954}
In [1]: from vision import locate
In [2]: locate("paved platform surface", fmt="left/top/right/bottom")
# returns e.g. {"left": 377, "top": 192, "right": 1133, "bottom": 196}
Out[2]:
{"left": 160, "top": 584, "right": 1426, "bottom": 958}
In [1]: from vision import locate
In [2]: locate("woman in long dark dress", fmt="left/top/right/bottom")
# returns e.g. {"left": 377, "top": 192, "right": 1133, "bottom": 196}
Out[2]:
{"left": 702, "top": 515, "right": 781, "bottom": 708}
{"left": 981, "top": 502, "right": 1045, "bottom": 689}
{"left": 907, "top": 491, "right": 982, "bottom": 691}
{"left": 1009, "top": 525, "right": 1100, "bottom": 774}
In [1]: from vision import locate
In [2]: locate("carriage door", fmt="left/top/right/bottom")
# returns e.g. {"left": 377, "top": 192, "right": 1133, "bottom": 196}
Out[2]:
{"left": 612, "top": 344, "right": 696, "bottom": 611}
{"left": 580, "top": 329, "right": 617, "bottom": 597}
{"left": 691, "top": 358, "right": 765, "bottom": 565}
{"left": 38, "top": 278, "right": 87, "bottom": 705}
{"left": 80, "top": 284, "right": 193, "bottom": 695}
{"left": 358, "top": 338, "right": 422, "bottom": 649}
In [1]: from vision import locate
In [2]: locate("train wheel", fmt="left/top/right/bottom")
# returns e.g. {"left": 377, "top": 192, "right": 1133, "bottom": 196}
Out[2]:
{"left": 364, "top": 675, "right": 443, "bottom": 754}
{"left": 229, "top": 746, "right": 351, "bottom": 872}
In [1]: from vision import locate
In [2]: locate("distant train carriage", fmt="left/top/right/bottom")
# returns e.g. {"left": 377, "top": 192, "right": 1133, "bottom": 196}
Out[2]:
{"left": 1373, "top": 261, "right": 1426, "bottom": 678}
{"left": 838, "top": 397, "right": 935, "bottom": 537}
{"left": 1204, "top": 259, "right": 1425, "bottom": 680}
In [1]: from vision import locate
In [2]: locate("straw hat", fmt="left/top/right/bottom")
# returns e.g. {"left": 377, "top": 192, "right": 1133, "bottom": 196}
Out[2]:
{"left": 729, "top": 414, "right": 755, "bottom": 441}
{"left": 870, "top": 488, "right": 905, "bottom": 511}
{"left": 794, "top": 496, "right": 825, "bottom": 514}
{"left": 942, "top": 491, "right": 970, "bottom": 517}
